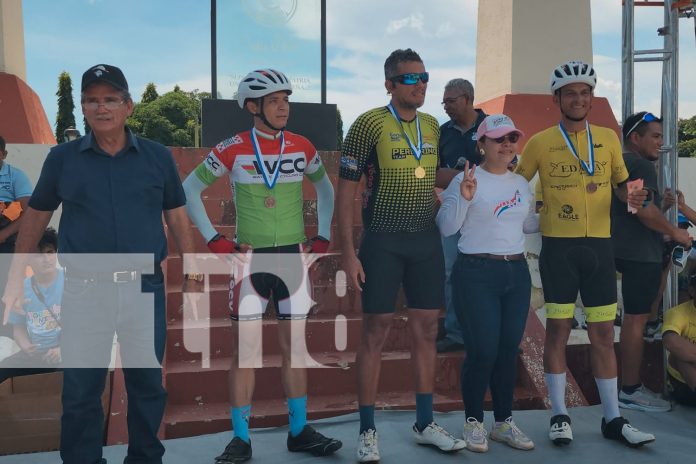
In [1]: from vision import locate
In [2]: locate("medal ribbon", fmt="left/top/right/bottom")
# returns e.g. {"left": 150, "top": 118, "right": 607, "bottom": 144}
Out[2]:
{"left": 251, "top": 128, "right": 286, "bottom": 189}
{"left": 387, "top": 103, "right": 423, "bottom": 161}
{"left": 558, "top": 121, "right": 595, "bottom": 176}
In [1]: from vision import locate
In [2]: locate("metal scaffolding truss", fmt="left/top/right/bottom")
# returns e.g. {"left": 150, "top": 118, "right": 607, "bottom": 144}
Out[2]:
{"left": 622, "top": 0, "right": 695, "bottom": 310}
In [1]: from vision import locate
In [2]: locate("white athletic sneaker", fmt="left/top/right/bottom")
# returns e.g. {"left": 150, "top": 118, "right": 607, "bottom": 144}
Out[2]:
{"left": 490, "top": 417, "right": 534, "bottom": 450}
{"left": 462, "top": 417, "right": 488, "bottom": 453}
{"left": 413, "top": 422, "right": 467, "bottom": 452}
{"left": 601, "top": 417, "right": 655, "bottom": 448}
{"left": 618, "top": 385, "right": 671, "bottom": 412}
{"left": 357, "top": 429, "right": 380, "bottom": 463}
{"left": 549, "top": 414, "right": 573, "bottom": 446}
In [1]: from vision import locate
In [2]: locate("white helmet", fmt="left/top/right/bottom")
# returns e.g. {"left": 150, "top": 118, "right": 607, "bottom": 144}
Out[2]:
{"left": 237, "top": 69, "right": 292, "bottom": 108}
{"left": 549, "top": 60, "right": 597, "bottom": 93}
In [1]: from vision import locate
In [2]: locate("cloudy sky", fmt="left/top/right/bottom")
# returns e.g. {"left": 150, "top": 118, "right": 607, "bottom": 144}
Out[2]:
{"left": 19, "top": 0, "right": 696, "bottom": 137}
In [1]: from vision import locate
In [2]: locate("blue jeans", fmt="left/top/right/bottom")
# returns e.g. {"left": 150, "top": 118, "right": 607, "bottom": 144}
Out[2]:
{"left": 59, "top": 271, "right": 167, "bottom": 464}
{"left": 452, "top": 254, "right": 531, "bottom": 422}
{"left": 441, "top": 233, "right": 463, "bottom": 344}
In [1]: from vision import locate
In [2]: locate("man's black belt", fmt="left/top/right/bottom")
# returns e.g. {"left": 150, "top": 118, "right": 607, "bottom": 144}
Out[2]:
{"left": 463, "top": 253, "right": 526, "bottom": 261}
{"left": 66, "top": 267, "right": 163, "bottom": 283}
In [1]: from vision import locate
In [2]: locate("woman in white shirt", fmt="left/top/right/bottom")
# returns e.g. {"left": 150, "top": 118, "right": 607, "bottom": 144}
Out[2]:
{"left": 436, "top": 114, "right": 538, "bottom": 453}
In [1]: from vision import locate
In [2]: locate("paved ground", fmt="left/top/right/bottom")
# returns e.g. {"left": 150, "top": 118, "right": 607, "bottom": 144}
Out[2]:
{"left": 2, "top": 405, "right": 694, "bottom": 463}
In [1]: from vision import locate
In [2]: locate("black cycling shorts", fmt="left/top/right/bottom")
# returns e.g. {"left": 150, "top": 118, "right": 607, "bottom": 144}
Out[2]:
{"left": 358, "top": 229, "right": 444, "bottom": 314}
{"left": 540, "top": 237, "right": 617, "bottom": 322}
{"left": 668, "top": 373, "right": 696, "bottom": 407}
{"left": 615, "top": 258, "right": 663, "bottom": 315}
{"left": 230, "top": 244, "right": 310, "bottom": 321}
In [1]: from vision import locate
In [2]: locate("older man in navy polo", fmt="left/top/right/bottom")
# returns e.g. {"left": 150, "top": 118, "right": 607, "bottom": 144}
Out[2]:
{"left": 2, "top": 64, "right": 196, "bottom": 464}
{"left": 437, "top": 78, "right": 486, "bottom": 353}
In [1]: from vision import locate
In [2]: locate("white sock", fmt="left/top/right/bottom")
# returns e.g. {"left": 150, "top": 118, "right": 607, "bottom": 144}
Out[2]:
{"left": 595, "top": 377, "right": 620, "bottom": 421}
{"left": 545, "top": 372, "right": 568, "bottom": 416}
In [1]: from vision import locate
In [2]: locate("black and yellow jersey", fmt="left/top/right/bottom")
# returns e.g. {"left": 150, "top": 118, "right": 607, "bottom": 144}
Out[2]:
{"left": 516, "top": 124, "right": 628, "bottom": 238}
{"left": 340, "top": 106, "right": 440, "bottom": 233}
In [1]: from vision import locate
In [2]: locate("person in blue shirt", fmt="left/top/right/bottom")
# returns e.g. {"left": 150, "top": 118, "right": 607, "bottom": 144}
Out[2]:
{"left": 0, "top": 135, "right": 33, "bottom": 252}
{"left": 0, "top": 228, "right": 62, "bottom": 383}
{"left": 0, "top": 135, "right": 33, "bottom": 340}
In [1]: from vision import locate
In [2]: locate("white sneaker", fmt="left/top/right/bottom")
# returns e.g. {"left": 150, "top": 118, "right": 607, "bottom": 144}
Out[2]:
{"left": 618, "top": 385, "right": 671, "bottom": 412}
{"left": 601, "top": 417, "right": 655, "bottom": 448}
{"left": 490, "top": 417, "right": 534, "bottom": 450}
{"left": 549, "top": 414, "right": 573, "bottom": 446}
{"left": 462, "top": 417, "right": 488, "bottom": 453}
{"left": 357, "top": 429, "right": 380, "bottom": 463}
{"left": 413, "top": 422, "right": 466, "bottom": 452}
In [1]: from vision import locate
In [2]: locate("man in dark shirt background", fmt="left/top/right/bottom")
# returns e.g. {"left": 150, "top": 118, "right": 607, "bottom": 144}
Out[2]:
{"left": 611, "top": 111, "right": 691, "bottom": 413}
{"left": 437, "top": 78, "right": 486, "bottom": 353}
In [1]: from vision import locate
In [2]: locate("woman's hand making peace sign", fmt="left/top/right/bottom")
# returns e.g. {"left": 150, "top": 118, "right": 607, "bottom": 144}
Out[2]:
{"left": 459, "top": 160, "right": 477, "bottom": 201}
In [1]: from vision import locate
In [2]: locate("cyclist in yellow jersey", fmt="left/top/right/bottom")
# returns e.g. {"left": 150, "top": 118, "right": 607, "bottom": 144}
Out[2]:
{"left": 337, "top": 49, "right": 465, "bottom": 462}
{"left": 516, "top": 60, "right": 654, "bottom": 448}
{"left": 662, "top": 271, "right": 696, "bottom": 407}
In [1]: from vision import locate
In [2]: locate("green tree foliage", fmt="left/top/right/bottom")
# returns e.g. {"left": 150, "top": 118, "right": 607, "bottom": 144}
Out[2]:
{"left": 678, "top": 115, "right": 696, "bottom": 157}
{"left": 336, "top": 107, "right": 344, "bottom": 151}
{"left": 55, "top": 71, "right": 76, "bottom": 142}
{"left": 141, "top": 83, "right": 159, "bottom": 104}
{"left": 128, "top": 87, "right": 210, "bottom": 147}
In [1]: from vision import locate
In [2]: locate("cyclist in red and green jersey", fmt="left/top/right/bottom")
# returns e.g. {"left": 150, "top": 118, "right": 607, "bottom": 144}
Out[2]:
{"left": 182, "top": 69, "right": 340, "bottom": 463}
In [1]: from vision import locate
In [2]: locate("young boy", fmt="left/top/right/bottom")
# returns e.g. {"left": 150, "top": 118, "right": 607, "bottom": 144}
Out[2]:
{"left": 0, "top": 228, "right": 62, "bottom": 383}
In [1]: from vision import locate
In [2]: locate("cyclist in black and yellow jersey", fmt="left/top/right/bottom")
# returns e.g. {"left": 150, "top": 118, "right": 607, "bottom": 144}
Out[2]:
{"left": 516, "top": 60, "right": 654, "bottom": 448}
{"left": 337, "top": 48, "right": 465, "bottom": 462}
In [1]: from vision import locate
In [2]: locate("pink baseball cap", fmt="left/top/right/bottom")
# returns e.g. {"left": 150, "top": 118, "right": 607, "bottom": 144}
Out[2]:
{"left": 476, "top": 114, "right": 524, "bottom": 141}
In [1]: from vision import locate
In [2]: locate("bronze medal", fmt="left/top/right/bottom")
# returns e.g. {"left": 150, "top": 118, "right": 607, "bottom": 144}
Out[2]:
{"left": 414, "top": 166, "right": 426, "bottom": 179}
{"left": 264, "top": 196, "right": 276, "bottom": 208}
{"left": 586, "top": 182, "right": 598, "bottom": 193}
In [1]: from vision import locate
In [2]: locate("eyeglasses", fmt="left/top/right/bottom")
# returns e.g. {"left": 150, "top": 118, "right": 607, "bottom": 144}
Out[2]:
{"left": 490, "top": 133, "right": 520, "bottom": 144}
{"left": 82, "top": 98, "right": 125, "bottom": 111}
{"left": 441, "top": 94, "right": 467, "bottom": 106}
{"left": 390, "top": 72, "right": 429, "bottom": 85}
{"left": 625, "top": 112, "right": 658, "bottom": 138}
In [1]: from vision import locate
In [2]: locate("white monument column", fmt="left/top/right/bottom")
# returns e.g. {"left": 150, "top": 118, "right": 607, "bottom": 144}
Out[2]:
{"left": 474, "top": 0, "right": 620, "bottom": 143}
{"left": 0, "top": 0, "right": 27, "bottom": 81}
{"left": 476, "top": 0, "right": 593, "bottom": 103}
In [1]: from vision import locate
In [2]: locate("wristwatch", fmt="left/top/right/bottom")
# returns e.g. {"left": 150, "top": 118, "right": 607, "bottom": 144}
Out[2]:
{"left": 184, "top": 273, "right": 204, "bottom": 282}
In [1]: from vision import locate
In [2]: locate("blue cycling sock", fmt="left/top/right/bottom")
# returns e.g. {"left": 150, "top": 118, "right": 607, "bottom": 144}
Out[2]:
{"left": 231, "top": 405, "right": 251, "bottom": 443}
{"left": 288, "top": 395, "right": 307, "bottom": 437}
{"left": 359, "top": 404, "right": 376, "bottom": 434}
{"left": 415, "top": 393, "right": 433, "bottom": 431}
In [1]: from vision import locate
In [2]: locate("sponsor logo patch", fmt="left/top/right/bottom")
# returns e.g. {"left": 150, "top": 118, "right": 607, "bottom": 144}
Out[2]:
{"left": 341, "top": 156, "right": 358, "bottom": 171}
{"left": 558, "top": 204, "right": 579, "bottom": 220}
{"left": 215, "top": 135, "right": 243, "bottom": 152}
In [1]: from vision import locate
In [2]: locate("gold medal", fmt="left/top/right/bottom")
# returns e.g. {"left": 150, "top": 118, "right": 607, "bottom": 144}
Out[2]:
{"left": 414, "top": 166, "right": 426, "bottom": 179}
{"left": 264, "top": 196, "right": 276, "bottom": 208}
{"left": 586, "top": 182, "right": 597, "bottom": 193}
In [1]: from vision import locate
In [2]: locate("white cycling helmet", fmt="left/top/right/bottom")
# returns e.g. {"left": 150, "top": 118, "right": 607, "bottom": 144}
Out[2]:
{"left": 550, "top": 60, "right": 597, "bottom": 93}
{"left": 237, "top": 69, "right": 292, "bottom": 109}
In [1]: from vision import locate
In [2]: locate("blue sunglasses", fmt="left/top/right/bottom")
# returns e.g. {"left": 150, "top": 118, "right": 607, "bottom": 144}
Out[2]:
{"left": 390, "top": 72, "right": 429, "bottom": 85}
{"left": 625, "top": 112, "right": 658, "bottom": 138}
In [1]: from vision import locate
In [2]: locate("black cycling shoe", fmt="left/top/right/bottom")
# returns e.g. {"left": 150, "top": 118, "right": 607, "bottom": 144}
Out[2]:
{"left": 601, "top": 417, "right": 655, "bottom": 448}
{"left": 287, "top": 425, "right": 343, "bottom": 456}
{"left": 215, "top": 437, "right": 252, "bottom": 463}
